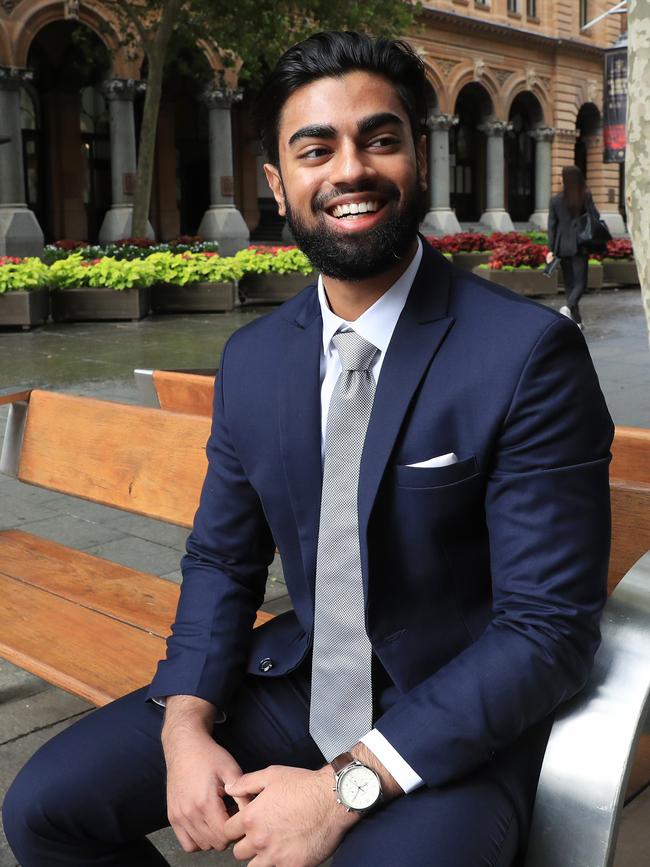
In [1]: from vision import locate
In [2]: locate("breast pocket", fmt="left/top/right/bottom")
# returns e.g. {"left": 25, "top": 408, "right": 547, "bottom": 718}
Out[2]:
{"left": 395, "top": 455, "right": 479, "bottom": 489}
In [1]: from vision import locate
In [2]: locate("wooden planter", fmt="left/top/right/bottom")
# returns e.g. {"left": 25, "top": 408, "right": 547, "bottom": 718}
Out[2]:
{"left": 452, "top": 251, "right": 492, "bottom": 271}
{"left": 587, "top": 263, "right": 603, "bottom": 290}
{"left": 0, "top": 288, "right": 49, "bottom": 329}
{"left": 602, "top": 259, "right": 639, "bottom": 286}
{"left": 151, "top": 281, "right": 236, "bottom": 314}
{"left": 238, "top": 270, "right": 318, "bottom": 304}
{"left": 51, "top": 287, "right": 150, "bottom": 322}
{"left": 473, "top": 266, "right": 558, "bottom": 296}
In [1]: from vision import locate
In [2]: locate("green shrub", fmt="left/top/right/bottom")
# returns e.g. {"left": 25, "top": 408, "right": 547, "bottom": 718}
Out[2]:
{"left": 148, "top": 252, "right": 242, "bottom": 285}
{"left": 234, "top": 246, "right": 313, "bottom": 275}
{"left": 49, "top": 254, "right": 159, "bottom": 291}
{"left": 0, "top": 256, "right": 51, "bottom": 293}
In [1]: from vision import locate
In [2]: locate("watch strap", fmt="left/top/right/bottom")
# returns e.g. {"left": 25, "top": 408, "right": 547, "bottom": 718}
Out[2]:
{"left": 331, "top": 751, "right": 356, "bottom": 774}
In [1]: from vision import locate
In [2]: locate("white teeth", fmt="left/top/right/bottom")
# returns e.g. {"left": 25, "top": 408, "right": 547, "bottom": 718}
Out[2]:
{"left": 330, "top": 200, "right": 380, "bottom": 218}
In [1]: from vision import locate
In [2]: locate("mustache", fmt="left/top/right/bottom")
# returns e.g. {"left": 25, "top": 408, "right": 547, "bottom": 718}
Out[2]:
{"left": 311, "top": 182, "right": 400, "bottom": 215}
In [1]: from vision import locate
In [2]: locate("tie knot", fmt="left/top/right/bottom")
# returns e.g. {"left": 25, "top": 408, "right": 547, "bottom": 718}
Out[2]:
{"left": 332, "top": 330, "right": 378, "bottom": 372}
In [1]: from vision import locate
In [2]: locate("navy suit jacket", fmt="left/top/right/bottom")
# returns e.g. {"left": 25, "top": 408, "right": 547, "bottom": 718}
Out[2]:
{"left": 148, "top": 240, "right": 613, "bottom": 791}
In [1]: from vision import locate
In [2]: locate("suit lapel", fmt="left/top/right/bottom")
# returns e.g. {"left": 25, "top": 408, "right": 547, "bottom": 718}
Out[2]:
{"left": 278, "top": 288, "right": 323, "bottom": 608}
{"left": 358, "top": 245, "right": 455, "bottom": 589}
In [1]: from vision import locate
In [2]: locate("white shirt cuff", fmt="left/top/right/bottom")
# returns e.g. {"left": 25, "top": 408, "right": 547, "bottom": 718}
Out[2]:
{"left": 360, "top": 728, "right": 424, "bottom": 794}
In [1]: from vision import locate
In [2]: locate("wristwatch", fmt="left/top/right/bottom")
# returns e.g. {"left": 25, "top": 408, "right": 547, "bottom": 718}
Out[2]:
{"left": 331, "top": 751, "right": 383, "bottom": 814}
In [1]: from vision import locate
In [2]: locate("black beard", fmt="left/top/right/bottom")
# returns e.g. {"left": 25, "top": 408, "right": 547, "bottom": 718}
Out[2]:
{"left": 283, "top": 179, "right": 425, "bottom": 282}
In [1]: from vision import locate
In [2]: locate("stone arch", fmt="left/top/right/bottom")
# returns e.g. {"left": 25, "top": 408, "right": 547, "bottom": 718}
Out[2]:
{"left": 0, "top": 19, "right": 12, "bottom": 66}
{"left": 448, "top": 64, "right": 498, "bottom": 120}
{"left": 421, "top": 60, "right": 445, "bottom": 114}
{"left": 574, "top": 101, "right": 602, "bottom": 180}
{"left": 12, "top": 0, "right": 128, "bottom": 74}
{"left": 503, "top": 78, "right": 551, "bottom": 129}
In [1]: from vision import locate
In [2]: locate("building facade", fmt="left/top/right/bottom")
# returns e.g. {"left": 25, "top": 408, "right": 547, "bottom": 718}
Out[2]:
{"left": 0, "top": 0, "right": 628, "bottom": 255}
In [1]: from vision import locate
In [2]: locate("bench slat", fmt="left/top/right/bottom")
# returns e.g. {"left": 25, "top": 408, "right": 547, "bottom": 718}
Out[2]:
{"left": 153, "top": 370, "right": 215, "bottom": 417}
{"left": 0, "top": 529, "right": 273, "bottom": 638}
{"left": 0, "top": 572, "right": 167, "bottom": 706}
{"left": 609, "top": 481, "right": 650, "bottom": 593}
{"left": 611, "top": 426, "right": 650, "bottom": 486}
{"left": 18, "top": 390, "right": 210, "bottom": 527}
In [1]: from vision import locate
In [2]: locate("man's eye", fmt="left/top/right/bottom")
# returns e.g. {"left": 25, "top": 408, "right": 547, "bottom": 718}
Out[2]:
{"left": 369, "top": 136, "right": 397, "bottom": 149}
{"left": 301, "top": 147, "right": 329, "bottom": 159}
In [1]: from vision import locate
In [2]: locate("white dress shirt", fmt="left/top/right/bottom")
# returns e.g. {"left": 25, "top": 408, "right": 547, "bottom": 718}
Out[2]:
{"left": 317, "top": 237, "right": 424, "bottom": 794}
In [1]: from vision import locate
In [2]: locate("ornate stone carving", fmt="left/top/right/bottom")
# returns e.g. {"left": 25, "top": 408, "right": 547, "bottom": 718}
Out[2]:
{"left": 427, "top": 113, "right": 459, "bottom": 132}
{"left": 64, "top": 0, "right": 80, "bottom": 19}
{"left": 587, "top": 79, "right": 599, "bottom": 103}
{"left": 101, "top": 78, "right": 146, "bottom": 101}
{"left": 0, "top": 66, "right": 34, "bottom": 88}
{"left": 479, "top": 120, "right": 513, "bottom": 137}
{"left": 526, "top": 67, "right": 538, "bottom": 90}
{"left": 539, "top": 76, "right": 552, "bottom": 93}
{"left": 556, "top": 127, "right": 580, "bottom": 139}
{"left": 202, "top": 87, "right": 243, "bottom": 110}
{"left": 1, "top": 0, "right": 23, "bottom": 13}
{"left": 435, "top": 58, "right": 461, "bottom": 78}
{"left": 528, "top": 126, "right": 556, "bottom": 142}
{"left": 490, "top": 68, "right": 513, "bottom": 88}
{"left": 473, "top": 59, "right": 486, "bottom": 82}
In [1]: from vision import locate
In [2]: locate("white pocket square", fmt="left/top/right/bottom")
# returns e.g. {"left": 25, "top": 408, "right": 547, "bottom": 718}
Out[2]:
{"left": 406, "top": 452, "right": 458, "bottom": 469}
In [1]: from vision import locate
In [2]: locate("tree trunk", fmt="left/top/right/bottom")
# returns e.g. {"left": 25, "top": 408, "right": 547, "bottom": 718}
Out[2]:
{"left": 626, "top": 0, "right": 650, "bottom": 346}
{"left": 131, "top": 0, "right": 184, "bottom": 238}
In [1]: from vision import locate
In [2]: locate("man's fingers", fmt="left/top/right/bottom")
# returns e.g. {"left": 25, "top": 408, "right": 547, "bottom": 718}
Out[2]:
{"left": 232, "top": 836, "right": 258, "bottom": 861}
{"left": 170, "top": 823, "right": 200, "bottom": 853}
{"left": 223, "top": 810, "right": 245, "bottom": 843}
{"left": 225, "top": 769, "right": 266, "bottom": 798}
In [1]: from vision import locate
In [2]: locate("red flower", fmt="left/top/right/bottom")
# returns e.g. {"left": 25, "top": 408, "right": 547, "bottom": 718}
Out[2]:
{"left": 54, "top": 239, "right": 86, "bottom": 250}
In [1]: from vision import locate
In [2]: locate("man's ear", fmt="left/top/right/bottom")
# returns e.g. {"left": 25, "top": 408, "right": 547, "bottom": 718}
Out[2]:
{"left": 416, "top": 134, "right": 428, "bottom": 193}
{"left": 263, "top": 163, "right": 286, "bottom": 217}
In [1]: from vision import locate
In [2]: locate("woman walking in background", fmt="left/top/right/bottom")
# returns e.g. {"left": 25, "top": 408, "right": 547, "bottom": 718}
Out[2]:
{"left": 547, "top": 165, "right": 602, "bottom": 331}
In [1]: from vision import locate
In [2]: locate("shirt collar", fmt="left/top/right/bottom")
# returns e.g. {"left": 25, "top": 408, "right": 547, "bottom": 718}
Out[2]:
{"left": 317, "top": 236, "right": 423, "bottom": 357}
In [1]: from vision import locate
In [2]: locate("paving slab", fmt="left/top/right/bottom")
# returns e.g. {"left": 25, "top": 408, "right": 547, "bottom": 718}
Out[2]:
{"left": 83, "top": 534, "right": 187, "bottom": 576}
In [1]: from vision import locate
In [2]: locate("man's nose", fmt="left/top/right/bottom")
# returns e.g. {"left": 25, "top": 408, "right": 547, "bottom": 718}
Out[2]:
{"left": 328, "top": 142, "right": 374, "bottom": 187}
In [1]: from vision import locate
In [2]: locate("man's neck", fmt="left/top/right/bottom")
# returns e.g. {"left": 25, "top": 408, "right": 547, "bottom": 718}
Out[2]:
{"left": 321, "top": 238, "right": 419, "bottom": 321}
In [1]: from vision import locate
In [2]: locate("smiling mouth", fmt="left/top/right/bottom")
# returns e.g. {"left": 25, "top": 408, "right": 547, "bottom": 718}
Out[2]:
{"left": 326, "top": 200, "right": 385, "bottom": 220}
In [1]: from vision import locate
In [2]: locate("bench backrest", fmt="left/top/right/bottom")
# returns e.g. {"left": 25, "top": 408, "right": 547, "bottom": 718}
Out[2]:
{"left": 610, "top": 425, "right": 650, "bottom": 485}
{"left": 1, "top": 390, "right": 210, "bottom": 527}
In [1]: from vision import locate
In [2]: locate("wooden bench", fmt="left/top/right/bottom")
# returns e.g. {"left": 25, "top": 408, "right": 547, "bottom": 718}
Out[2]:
{"left": 1, "top": 388, "right": 649, "bottom": 866}
{"left": 0, "top": 389, "right": 271, "bottom": 706}
{"left": 134, "top": 368, "right": 216, "bottom": 417}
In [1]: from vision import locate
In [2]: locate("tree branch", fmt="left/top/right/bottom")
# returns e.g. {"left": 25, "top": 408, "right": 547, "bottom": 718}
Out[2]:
{"left": 113, "top": 0, "right": 152, "bottom": 53}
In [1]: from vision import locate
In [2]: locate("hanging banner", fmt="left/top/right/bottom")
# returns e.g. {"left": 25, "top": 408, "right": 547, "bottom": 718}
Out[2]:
{"left": 603, "top": 47, "right": 627, "bottom": 163}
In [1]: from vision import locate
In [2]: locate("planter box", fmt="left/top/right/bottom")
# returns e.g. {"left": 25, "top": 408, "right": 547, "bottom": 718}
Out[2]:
{"left": 151, "top": 281, "right": 236, "bottom": 314}
{"left": 602, "top": 259, "right": 639, "bottom": 286}
{"left": 238, "top": 270, "right": 318, "bottom": 304}
{"left": 473, "top": 266, "right": 557, "bottom": 296}
{"left": 0, "top": 288, "right": 49, "bottom": 329}
{"left": 51, "top": 287, "right": 150, "bottom": 322}
{"left": 587, "top": 263, "right": 603, "bottom": 290}
{"left": 452, "top": 251, "right": 492, "bottom": 271}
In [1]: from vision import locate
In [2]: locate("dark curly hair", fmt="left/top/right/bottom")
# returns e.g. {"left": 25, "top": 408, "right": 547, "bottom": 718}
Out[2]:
{"left": 255, "top": 31, "right": 431, "bottom": 167}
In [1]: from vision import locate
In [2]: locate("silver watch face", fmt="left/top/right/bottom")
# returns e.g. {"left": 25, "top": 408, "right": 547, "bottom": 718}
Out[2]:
{"left": 338, "top": 765, "right": 381, "bottom": 811}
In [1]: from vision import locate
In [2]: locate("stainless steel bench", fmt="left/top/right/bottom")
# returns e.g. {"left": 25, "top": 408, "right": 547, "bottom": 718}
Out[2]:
{"left": 524, "top": 549, "right": 650, "bottom": 866}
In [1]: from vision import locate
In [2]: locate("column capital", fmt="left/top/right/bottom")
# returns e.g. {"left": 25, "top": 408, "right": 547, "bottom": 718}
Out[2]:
{"left": 101, "top": 78, "right": 146, "bottom": 102}
{"left": 0, "top": 67, "right": 33, "bottom": 90}
{"left": 528, "top": 126, "right": 555, "bottom": 143}
{"left": 426, "top": 113, "right": 459, "bottom": 132}
{"left": 478, "top": 120, "right": 513, "bottom": 137}
{"left": 202, "top": 87, "right": 243, "bottom": 110}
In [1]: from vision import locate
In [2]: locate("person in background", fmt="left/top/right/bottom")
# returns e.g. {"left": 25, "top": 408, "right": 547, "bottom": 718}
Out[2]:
{"left": 546, "top": 165, "right": 601, "bottom": 331}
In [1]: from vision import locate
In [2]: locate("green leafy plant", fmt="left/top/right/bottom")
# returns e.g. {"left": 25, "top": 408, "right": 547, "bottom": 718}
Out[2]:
{"left": 0, "top": 256, "right": 51, "bottom": 294}
{"left": 147, "top": 252, "right": 242, "bottom": 285}
{"left": 234, "top": 246, "right": 313, "bottom": 275}
{"left": 49, "top": 254, "right": 159, "bottom": 291}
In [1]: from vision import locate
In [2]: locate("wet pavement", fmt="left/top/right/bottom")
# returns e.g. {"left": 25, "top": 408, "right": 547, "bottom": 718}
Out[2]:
{"left": 0, "top": 286, "right": 648, "bottom": 866}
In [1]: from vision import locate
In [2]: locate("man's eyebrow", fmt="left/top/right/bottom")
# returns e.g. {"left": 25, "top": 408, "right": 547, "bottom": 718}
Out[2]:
{"left": 288, "top": 124, "right": 337, "bottom": 147}
{"left": 357, "top": 112, "right": 404, "bottom": 134}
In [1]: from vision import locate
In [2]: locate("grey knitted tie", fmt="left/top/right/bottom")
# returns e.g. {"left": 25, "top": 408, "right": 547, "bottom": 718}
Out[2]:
{"left": 309, "top": 330, "right": 378, "bottom": 761}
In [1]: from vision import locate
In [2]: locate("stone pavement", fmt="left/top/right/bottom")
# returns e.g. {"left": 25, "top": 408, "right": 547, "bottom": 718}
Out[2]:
{"left": 0, "top": 288, "right": 649, "bottom": 866}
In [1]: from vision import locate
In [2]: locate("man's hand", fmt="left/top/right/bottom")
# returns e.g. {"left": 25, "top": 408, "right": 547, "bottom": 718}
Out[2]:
{"left": 162, "top": 695, "right": 250, "bottom": 853}
{"left": 546, "top": 251, "right": 555, "bottom": 264}
{"left": 223, "top": 764, "right": 359, "bottom": 866}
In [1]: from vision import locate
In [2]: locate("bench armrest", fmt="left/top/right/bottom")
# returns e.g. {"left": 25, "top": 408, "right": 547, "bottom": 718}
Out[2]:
{"left": 524, "top": 549, "right": 650, "bottom": 867}
{"left": 0, "top": 392, "right": 31, "bottom": 477}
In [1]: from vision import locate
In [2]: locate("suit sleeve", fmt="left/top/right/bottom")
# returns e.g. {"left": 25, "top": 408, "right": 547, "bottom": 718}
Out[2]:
{"left": 374, "top": 316, "right": 614, "bottom": 788}
{"left": 147, "top": 337, "right": 276, "bottom": 708}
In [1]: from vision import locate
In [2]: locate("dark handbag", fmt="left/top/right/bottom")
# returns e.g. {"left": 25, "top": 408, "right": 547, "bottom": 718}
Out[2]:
{"left": 576, "top": 198, "right": 612, "bottom": 252}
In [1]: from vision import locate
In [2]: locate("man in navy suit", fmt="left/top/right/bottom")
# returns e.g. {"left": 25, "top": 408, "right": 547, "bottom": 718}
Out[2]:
{"left": 4, "top": 32, "right": 613, "bottom": 867}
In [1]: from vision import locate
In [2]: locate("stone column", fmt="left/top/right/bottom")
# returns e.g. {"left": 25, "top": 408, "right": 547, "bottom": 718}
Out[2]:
{"left": 420, "top": 113, "right": 461, "bottom": 236}
{"left": 528, "top": 126, "right": 555, "bottom": 230}
{"left": 99, "top": 78, "right": 153, "bottom": 243}
{"left": 198, "top": 87, "right": 249, "bottom": 255}
{"left": 0, "top": 68, "right": 44, "bottom": 257}
{"left": 479, "top": 120, "right": 515, "bottom": 232}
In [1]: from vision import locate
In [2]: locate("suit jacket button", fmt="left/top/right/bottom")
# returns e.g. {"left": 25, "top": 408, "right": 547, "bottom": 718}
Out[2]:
{"left": 259, "top": 657, "right": 274, "bottom": 673}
